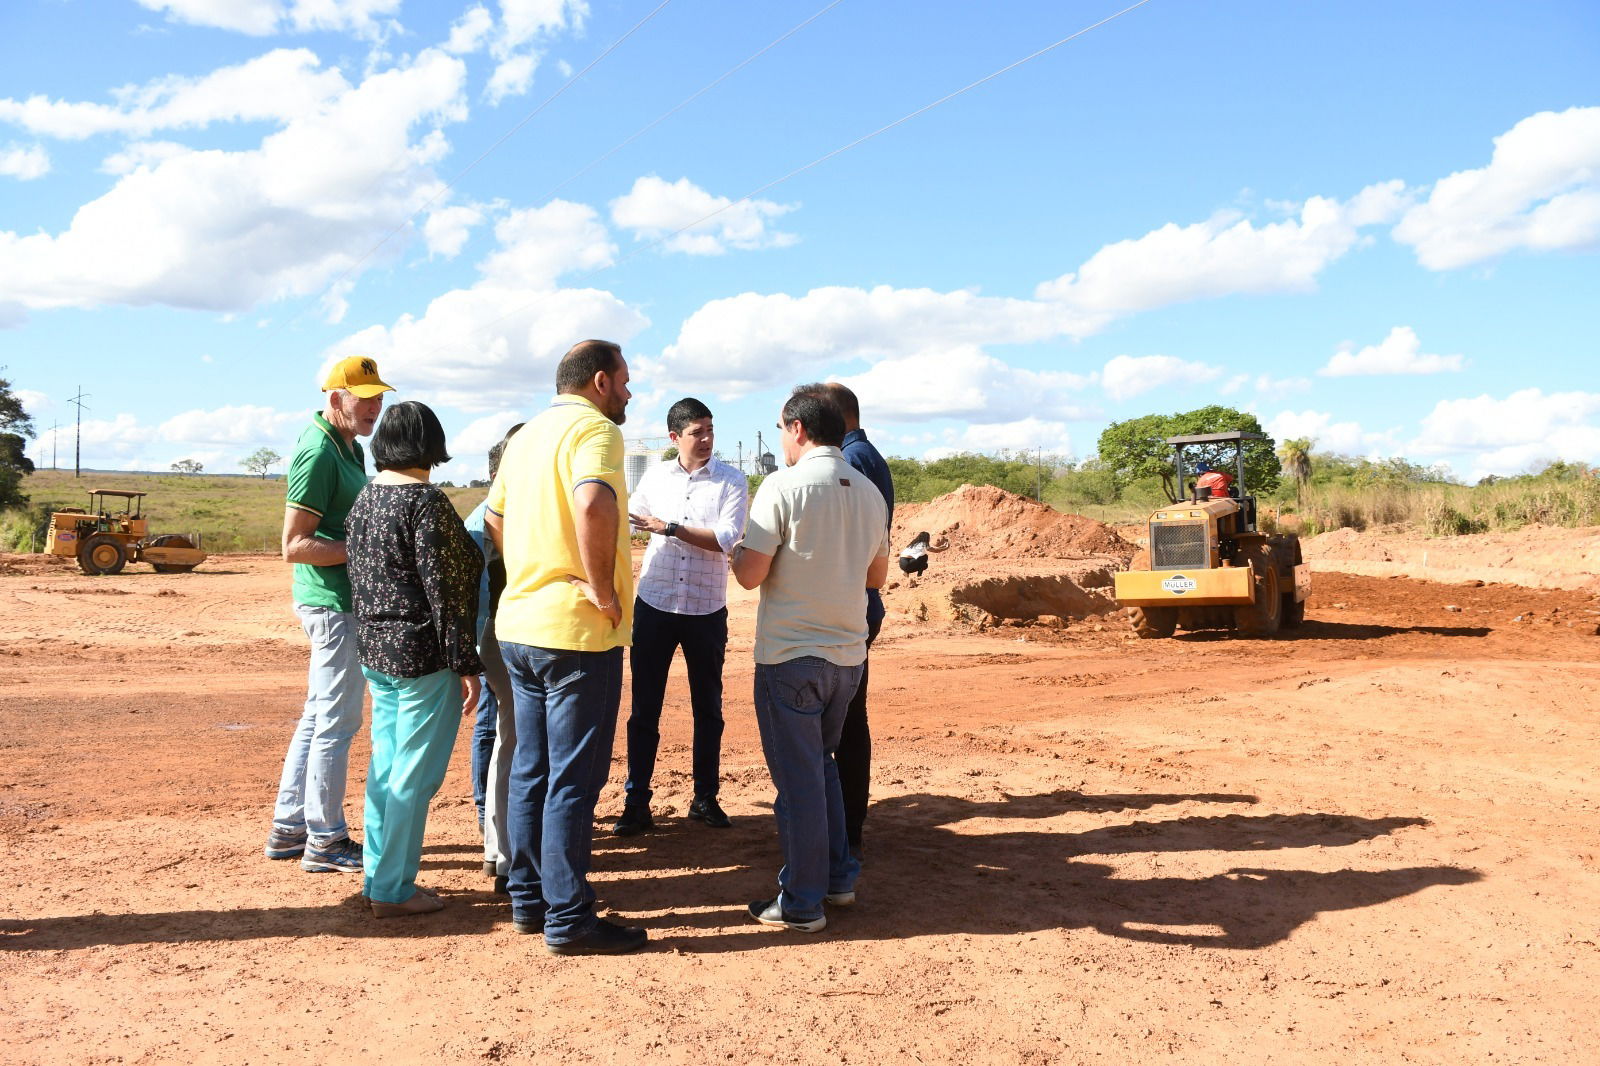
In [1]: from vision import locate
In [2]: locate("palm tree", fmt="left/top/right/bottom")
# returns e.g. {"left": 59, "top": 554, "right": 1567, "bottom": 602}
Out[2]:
{"left": 1278, "top": 438, "right": 1314, "bottom": 508}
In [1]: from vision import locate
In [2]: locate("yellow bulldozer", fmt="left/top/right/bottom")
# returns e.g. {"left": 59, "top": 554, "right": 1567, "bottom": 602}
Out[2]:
{"left": 45, "top": 488, "right": 207, "bottom": 575}
{"left": 1113, "top": 431, "right": 1309, "bottom": 638}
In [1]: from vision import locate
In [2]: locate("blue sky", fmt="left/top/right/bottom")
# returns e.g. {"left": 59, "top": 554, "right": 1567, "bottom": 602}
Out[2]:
{"left": 2, "top": 0, "right": 1597, "bottom": 484}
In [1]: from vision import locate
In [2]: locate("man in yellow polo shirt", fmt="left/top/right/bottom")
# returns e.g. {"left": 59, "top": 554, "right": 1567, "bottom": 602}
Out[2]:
{"left": 485, "top": 339, "right": 646, "bottom": 956}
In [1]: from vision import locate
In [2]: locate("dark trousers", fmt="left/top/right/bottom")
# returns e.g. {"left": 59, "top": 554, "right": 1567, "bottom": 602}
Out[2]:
{"left": 624, "top": 598, "right": 728, "bottom": 806}
{"left": 501, "top": 643, "right": 623, "bottom": 945}
{"left": 837, "top": 608, "right": 882, "bottom": 848}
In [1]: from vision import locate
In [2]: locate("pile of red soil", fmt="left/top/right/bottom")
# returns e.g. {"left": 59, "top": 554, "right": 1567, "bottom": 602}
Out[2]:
{"left": 893, "top": 484, "right": 1134, "bottom": 562}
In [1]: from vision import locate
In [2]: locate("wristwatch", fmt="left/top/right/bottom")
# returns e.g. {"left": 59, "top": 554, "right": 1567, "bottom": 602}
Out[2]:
{"left": 665, "top": 521, "right": 680, "bottom": 538}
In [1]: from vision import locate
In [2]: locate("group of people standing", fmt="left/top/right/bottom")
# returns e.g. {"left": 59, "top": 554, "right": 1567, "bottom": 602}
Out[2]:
{"left": 263, "top": 340, "right": 895, "bottom": 955}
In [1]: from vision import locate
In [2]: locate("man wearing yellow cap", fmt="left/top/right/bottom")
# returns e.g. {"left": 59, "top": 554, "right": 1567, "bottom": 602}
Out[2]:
{"left": 265, "top": 356, "right": 393, "bottom": 873}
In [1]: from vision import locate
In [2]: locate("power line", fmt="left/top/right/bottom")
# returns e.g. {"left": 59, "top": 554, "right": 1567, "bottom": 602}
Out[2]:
{"left": 416, "top": 0, "right": 1157, "bottom": 359}
{"left": 535, "top": 0, "right": 849, "bottom": 206}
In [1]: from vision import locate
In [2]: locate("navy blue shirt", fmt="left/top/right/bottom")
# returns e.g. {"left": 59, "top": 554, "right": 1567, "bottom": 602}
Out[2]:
{"left": 841, "top": 429, "right": 894, "bottom": 628}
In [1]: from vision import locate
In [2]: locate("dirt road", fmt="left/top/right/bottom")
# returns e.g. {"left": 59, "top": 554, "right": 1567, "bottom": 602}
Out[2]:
{"left": 2, "top": 548, "right": 1597, "bottom": 1064}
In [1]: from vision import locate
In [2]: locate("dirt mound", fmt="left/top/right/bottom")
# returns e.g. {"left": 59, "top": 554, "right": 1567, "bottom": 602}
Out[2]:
{"left": 0, "top": 552, "right": 74, "bottom": 576}
{"left": 1303, "top": 523, "right": 1600, "bottom": 592}
{"left": 893, "top": 484, "right": 1134, "bottom": 561}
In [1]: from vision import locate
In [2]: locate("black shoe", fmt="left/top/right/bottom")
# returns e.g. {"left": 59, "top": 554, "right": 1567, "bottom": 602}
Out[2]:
{"left": 545, "top": 918, "right": 648, "bottom": 956}
{"left": 747, "top": 897, "right": 826, "bottom": 933}
{"left": 612, "top": 806, "right": 654, "bottom": 836}
{"left": 482, "top": 860, "right": 498, "bottom": 878}
{"left": 687, "top": 795, "right": 732, "bottom": 828}
{"left": 493, "top": 874, "right": 509, "bottom": 896}
{"left": 511, "top": 912, "right": 544, "bottom": 935}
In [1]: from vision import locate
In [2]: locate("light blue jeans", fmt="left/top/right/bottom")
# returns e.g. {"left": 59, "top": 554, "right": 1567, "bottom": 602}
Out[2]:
{"left": 362, "top": 667, "right": 461, "bottom": 904}
{"left": 272, "top": 604, "right": 365, "bottom": 847}
{"left": 754, "top": 656, "right": 864, "bottom": 921}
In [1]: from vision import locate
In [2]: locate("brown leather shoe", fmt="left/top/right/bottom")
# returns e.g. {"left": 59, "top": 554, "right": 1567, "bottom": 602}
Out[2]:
{"left": 371, "top": 890, "right": 446, "bottom": 918}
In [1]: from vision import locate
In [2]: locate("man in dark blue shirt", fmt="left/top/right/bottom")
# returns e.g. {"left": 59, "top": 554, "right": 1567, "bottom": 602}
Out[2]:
{"left": 821, "top": 383, "right": 894, "bottom": 856}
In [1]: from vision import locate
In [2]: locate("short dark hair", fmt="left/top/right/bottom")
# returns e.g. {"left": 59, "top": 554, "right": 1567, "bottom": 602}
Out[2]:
{"left": 666, "top": 397, "right": 713, "bottom": 436}
{"left": 555, "top": 339, "right": 622, "bottom": 394}
{"left": 783, "top": 386, "right": 845, "bottom": 448}
{"left": 823, "top": 382, "right": 860, "bottom": 424}
{"left": 487, "top": 422, "right": 524, "bottom": 481}
{"left": 371, "top": 400, "right": 451, "bottom": 471}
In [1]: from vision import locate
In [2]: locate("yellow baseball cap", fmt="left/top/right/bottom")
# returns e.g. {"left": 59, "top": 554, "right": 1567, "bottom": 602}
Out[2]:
{"left": 322, "top": 356, "right": 394, "bottom": 398}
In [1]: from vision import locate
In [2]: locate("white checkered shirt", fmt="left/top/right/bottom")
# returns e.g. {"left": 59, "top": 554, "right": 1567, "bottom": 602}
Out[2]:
{"left": 631, "top": 455, "right": 749, "bottom": 616}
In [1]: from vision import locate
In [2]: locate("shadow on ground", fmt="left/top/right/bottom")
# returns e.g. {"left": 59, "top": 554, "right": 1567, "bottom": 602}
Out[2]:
{"left": 0, "top": 789, "right": 1477, "bottom": 953}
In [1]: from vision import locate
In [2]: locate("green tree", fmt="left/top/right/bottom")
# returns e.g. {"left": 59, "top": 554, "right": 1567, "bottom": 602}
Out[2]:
{"left": 1277, "top": 437, "right": 1314, "bottom": 506}
{"left": 0, "top": 371, "right": 36, "bottom": 508}
{"left": 241, "top": 447, "right": 282, "bottom": 479}
{"left": 1097, "top": 405, "right": 1280, "bottom": 500}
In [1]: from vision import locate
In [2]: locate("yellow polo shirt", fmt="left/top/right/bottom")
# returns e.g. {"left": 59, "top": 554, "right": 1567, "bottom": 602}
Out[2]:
{"left": 487, "top": 395, "right": 632, "bottom": 652}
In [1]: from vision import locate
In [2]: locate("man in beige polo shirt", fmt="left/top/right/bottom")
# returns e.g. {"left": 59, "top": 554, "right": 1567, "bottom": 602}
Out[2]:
{"left": 731, "top": 387, "right": 890, "bottom": 933}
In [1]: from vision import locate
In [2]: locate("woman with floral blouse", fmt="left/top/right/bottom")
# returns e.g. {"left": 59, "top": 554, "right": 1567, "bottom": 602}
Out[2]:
{"left": 345, "top": 401, "right": 485, "bottom": 918}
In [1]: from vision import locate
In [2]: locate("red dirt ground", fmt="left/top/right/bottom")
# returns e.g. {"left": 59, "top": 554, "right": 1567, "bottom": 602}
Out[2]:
{"left": 2, "top": 517, "right": 1598, "bottom": 1063}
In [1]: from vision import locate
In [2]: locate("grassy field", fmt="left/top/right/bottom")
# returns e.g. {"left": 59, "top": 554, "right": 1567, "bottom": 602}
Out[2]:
{"left": 1, "top": 470, "right": 489, "bottom": 554}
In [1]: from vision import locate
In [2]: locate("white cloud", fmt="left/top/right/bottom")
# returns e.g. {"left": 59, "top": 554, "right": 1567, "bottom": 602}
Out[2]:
{"left": 132, "top": 0, "right": 402, "bottom": 38}
{"left": 1219, "top": 373, "right": 1311, "bottom": 400}
{"left": 834, "top": 345, "right": 1095, "bottom": 424}
{"left": 13, "top": 389, "right": 50, "bottom": 415}
{"left": 321, "top": 199, "right": 647, "bottom": 411}
{"left": 1100, "top": 354, "right": 1222, "bottom": 402}
{"left": 1266, "top": 409, "right": 1392, "bottom": 457}
{"left": 157, "top": 405, "right": 301, "bottom": 445}
{"left": 0, "top": 49, "right": 350, "bottom": 140}
{"left": 610, "top": 176, "right": 798, "bottom": 255}
{"left": 1318, "top": 326, "right": 1464, "bottom": 377}
{"left": 445, "top": 5, "right": 495, "bottom": 54}
{"left": 0, "top": 49, "right": 468, "bottom": 314}
{"left": 659, "top": 285, "right": 1102, "bottom": 398}
{"left": 486, "top": 54, "right": 537, "bottom": 104}
{"left": 422, "top": 204, "right": 486, "bottom": 259}
{"left": 1036, "top": 183, "right": 1409, "bottom": 314}
{"left": 0, "top": 143, "right": 49, "bottom": 180}
{"left": 1411, "top": 388, "right": 1600, "bottom": 476}
{"left": 478, "top": 200, "right": 614, "bottom": 286}
{"left": 100, "top": 141, "right": 192, "bottom": 175}
{"left": 485, "top": 0, "right": 589, "bottom": 103}
{"left": 924, "top": 417, "right": 1074, "bottom": 461}
{"left": 1394, "top": 107, "right": 1600, "bottom": 270}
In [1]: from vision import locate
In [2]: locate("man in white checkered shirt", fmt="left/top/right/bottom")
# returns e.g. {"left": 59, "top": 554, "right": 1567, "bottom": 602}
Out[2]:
{"left": 612, "top": 398, "right": 749, "bottom": 836}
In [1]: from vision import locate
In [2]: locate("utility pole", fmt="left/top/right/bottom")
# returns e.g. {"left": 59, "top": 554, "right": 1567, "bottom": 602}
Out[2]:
{"left": 48, "top": 421, "right": 58, "bottom": 470}
{"left": 69, "top": 387, "right": 89, "bottom": 478}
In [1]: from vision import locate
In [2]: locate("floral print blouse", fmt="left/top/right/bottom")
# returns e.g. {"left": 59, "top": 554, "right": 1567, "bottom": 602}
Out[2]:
{"left": 346, "top": 481, "right": 485, "bottom": 680}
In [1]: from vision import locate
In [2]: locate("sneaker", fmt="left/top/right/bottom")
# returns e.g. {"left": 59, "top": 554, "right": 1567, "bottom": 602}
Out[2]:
{"left": 687, "top": 795, "right": 732, "bottom": 829}
{"left": 748, "top": 897, "right": 826, "bottom": 933}
{"left": 544, "top": 918, "right": 648, "bottom": 956}
{"left": 300, "top": 836, "right": 364, "bottom": 873}
{"left": 824, "top": 890, "right": 856, "bottom": 907}
{"left": 611, "top": 806, "right": 654, "bottom": 837}
{"left": 264, "top": 827, "right": 307, "bottom": 860}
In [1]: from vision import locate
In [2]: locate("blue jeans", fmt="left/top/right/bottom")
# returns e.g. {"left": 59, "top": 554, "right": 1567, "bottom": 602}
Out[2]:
{"left": 361, "top": 667, "right": 461, "bottom": 904}
{"left": 625, "top": 599, "right": 727, "bottom": 806}
{"left": 273, "top": 604, "right": 365, "bottom": 847}
{"left": 470, "top": 677, "right": 497, "bottom": 828}
{"left": 754, "top": 656, "right": 864, "bottom": 920}
{"left": 501, "top": 642, "right": 623, "bottom": 944}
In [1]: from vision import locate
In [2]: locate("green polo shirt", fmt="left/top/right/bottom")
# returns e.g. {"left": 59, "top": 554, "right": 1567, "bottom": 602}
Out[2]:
{"left": 286, "top": 412, "right": 367, "bottom": 612}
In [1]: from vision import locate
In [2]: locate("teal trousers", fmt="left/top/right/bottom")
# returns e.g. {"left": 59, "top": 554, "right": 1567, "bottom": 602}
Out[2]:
{"left": 361, "top": 666, "right": 462, "bottom": 904}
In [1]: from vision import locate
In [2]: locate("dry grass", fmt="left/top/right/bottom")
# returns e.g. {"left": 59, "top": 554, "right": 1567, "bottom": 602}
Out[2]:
{"left": 1, "top": 470, "right": 489, "bottom": 554}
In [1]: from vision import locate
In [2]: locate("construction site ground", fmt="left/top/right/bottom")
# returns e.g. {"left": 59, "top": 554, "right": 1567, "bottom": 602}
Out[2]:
{"left": 2, "top": 504, "right": 1598, "bottom": 1063}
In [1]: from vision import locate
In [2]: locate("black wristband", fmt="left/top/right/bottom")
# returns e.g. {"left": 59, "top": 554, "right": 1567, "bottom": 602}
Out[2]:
{"left": 665, "top": 521, "right": 680, "bottom": 538}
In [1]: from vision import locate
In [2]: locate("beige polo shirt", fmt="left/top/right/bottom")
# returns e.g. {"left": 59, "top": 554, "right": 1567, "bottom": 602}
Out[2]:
{"left": 740, "top": 446, "right": 890, "bottom": 667}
